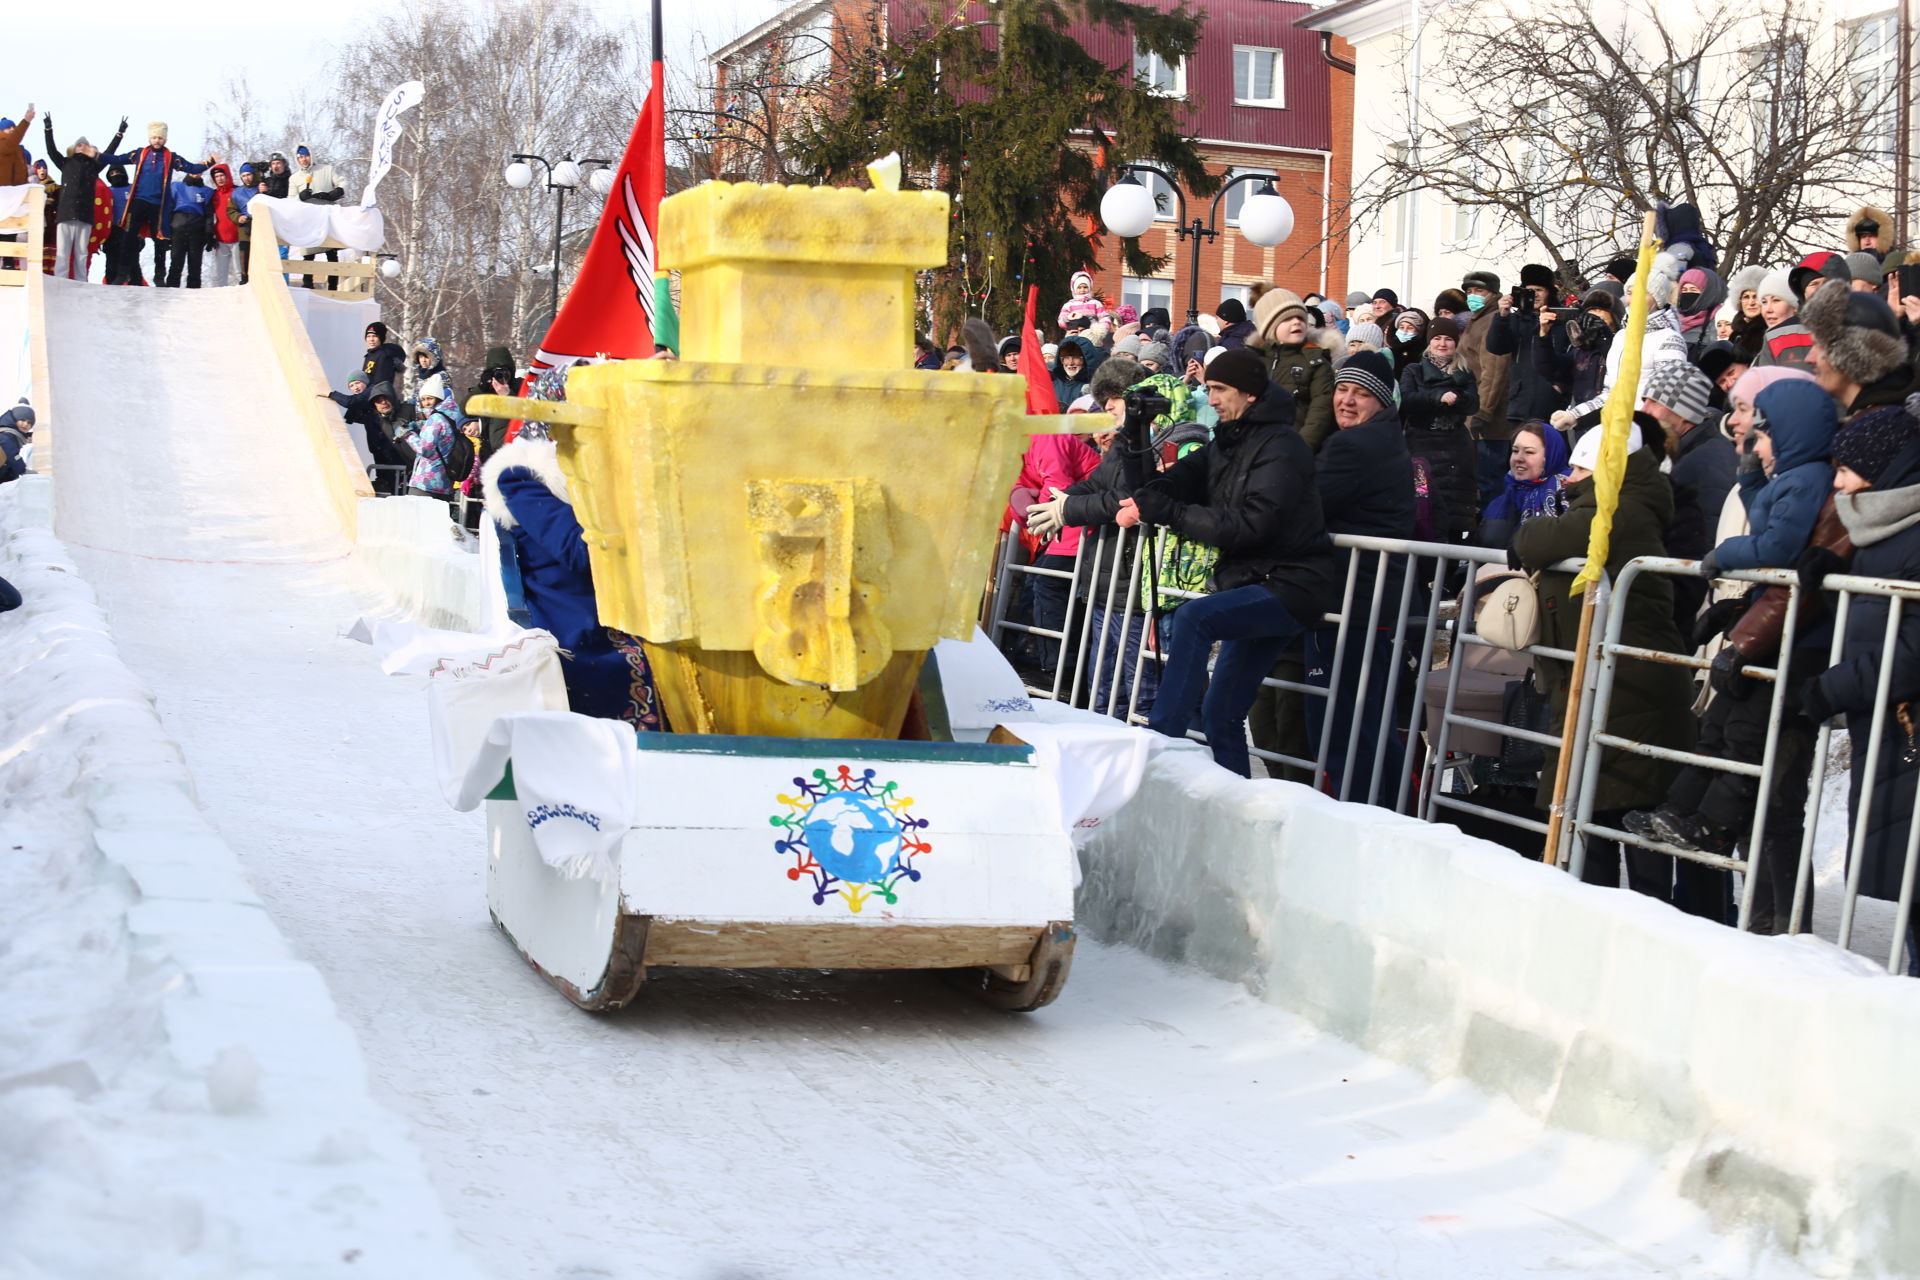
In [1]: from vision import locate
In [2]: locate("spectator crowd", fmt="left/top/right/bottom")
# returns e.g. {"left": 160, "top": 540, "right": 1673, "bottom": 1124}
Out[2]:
{"left": 2, "top": 104, "right": 346, "bottom": 289}
{"left": 983, "top": 200, "right": 1920, "bottom": 961}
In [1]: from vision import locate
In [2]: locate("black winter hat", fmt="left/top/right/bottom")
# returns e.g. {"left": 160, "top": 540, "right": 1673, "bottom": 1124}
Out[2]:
{"left": 1205, "top": 347, "right": 1268, "bottom": 396}
{"left": 1216, "top": 298, "right": 1248, "bottom": 325}
{"left": 1832, "top": 408, "right": 1917, "bottom": 484}
{"left": 1580, "top": 288, "right": 1619, "bottom": 318}
{"left": 1605, "top": 255, "right": 1639, "bottom": 282}
{"left": 1697, "top": 340, "right": 1751, "bottom": 384}
{"left": 1803, "top": 284, "right": 1907, "bottom": 385}
{"left": 1373, "top": 287, "right": 1400, "bottom": 305}
{"left": 1426, "top": 316, "right": 1461, "bottom": 341}
{"left": 1520, "top": 263, "right": 1557, "bottom": 292}
{"left": 1433, "top": 288, "right": 1468, "bottom": 315}
{"left": 366, "top": 321, "right": 389, "bottom": 341}
{"left": 1064, "top": 315, "right": 1093, "bottom": 332}
{"left": 1140, "top": 307, "right": 1172, "bottom": 330}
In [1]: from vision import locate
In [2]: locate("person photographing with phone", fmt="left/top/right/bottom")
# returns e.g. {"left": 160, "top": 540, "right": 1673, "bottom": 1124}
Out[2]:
{"left": 1028, "top": 347, "right": 1335, "bottom": 776}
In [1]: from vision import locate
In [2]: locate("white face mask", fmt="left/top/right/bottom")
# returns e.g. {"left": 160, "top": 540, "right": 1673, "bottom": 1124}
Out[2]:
{"left": 1396, "top": 328, "right": 1418, "bottom": 342}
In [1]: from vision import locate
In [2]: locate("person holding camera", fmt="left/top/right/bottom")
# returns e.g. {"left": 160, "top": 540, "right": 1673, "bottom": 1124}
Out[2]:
{"left": 1120, "top": 348, "right": 1337, "bottom": 777}
{"left": 1486, "top": 263, "right": 1570, "bottom": 439}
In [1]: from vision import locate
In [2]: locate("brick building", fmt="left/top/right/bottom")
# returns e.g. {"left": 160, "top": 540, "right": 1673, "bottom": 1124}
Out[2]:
{"left": 706, "top": 0, "right": 1354, "bottom": 324}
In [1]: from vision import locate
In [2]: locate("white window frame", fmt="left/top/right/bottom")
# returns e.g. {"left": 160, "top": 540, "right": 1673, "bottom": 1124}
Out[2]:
{"left": 1850, "top": 13, "right": 1899, "bottom": 160}
{"left": 1233, "top": 45, "right": 1286, "bottom": 108}
{"left": 1380, "top": 142, "right": 1410, "bottom": 263}
{"left": 1218, "top": 282, "right": 1254, "bottom": 309}
{"left": 1131, "top": 162, "right": 1179, "bottom": 223}
{"left": 1134, "top": 45, "right": 1185, "bottom": 98}
{"left": 1222, "top": 166, "right": 1279, "bottom": 226}
{"left": 1122, "top": 275, "right": 1174, "bottom": 318}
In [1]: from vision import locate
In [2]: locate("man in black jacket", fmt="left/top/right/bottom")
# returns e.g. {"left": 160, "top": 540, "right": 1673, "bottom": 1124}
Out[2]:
{"left": 1485, "top": 262, "right": 1569, "bottom": 434}
{"left": 1306, "top": 351, "right": 1417, "bottom": 802}
{"left": 1124, "top": 348, "right": 1337, "bottom": 777}
{"left": 41, "top": 113, "right": 126, "bottom": 279}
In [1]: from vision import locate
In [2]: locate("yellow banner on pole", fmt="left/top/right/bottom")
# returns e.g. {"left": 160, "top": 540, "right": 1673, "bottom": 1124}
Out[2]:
{"left": 1570, "top": 214, "right": 1660, "bottom": 596}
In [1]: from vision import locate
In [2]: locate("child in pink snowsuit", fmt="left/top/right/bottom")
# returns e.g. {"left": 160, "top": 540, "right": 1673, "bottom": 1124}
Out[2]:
{"left": 1057, "top": 270, "right": 1111, "bottom": 329}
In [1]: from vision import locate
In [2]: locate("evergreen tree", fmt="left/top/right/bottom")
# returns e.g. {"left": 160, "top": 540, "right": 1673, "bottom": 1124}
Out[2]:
{"left": 788, "top": 0, "right": 1212, "bottom": 341}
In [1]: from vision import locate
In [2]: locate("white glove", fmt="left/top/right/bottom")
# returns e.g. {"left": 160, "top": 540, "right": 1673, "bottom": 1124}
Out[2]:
{"left": 1550, "top": 409, "right": 1577, "bottom": 431}
{"left": 1025, "top": 486, "right": 1070, "bottom": 539}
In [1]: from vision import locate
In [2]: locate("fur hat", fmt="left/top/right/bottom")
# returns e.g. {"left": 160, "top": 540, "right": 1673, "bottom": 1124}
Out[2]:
{"left": 1520, "top": 263, "right": 1557, "bottom": 293}
{"left": 481, "top": 437, "right": 570, "bottom": 531}
{"left": 1803, "top": 284, "right": 1907, "bottom": 385}
{"left": 1433, "top": 288, "right": 1468, "bottom": 316}
{"left": 1252, "top": 287, "right": 1309, "bottom": 341}
{"left": 1206, "top": 347, "right": 1269, "bottom": 396}
{"left": 1697, "top": 340, "right": 1751, "bottom": 384}
{"left": 1848, "top": 206, "right": 1893, "bottom": 253}
{"left": 147, "top": 121, "right": 168, "bottom": 139}
{"left": 1757, "top": 269, "right": 1796, "bottom": 306}
{"left": 1088, "top": 356, "right": 1146, "bottom": 404}
{"left": 1461, "top": 269, "right": 1501, "bottom": 294}
{"left": 1333, "top": 350, "right": 1397, "bottom": 407}
{"left": 1725, "top": 265, "right": 1768, "bottom": 300}
{"left": 1579, "top": 288, "right": 1619, "bottom": 318}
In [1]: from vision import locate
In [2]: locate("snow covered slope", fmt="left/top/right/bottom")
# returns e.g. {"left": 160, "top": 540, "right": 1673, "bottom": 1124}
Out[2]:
{"left": 13, "top": 279, "right": 1824, "bottom": 1278}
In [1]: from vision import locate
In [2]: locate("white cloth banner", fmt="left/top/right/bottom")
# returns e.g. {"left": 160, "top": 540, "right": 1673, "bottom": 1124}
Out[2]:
{"left": 250, "top": 195, "right": 386, "bottom": 252}
{"left": 455, "top": 711, "right": 640, "bottom": 884}
{"left": 1004, "top": 721, "right": 1165, "bottom": 848}
{"left": 428, "top": 631, "right": 570, "bottom": 806}
{"left": 0, "top": 184, "right": 34, "bottom": 223}
{"left": 360, "top": 80, "right": 425, "bottom": 211}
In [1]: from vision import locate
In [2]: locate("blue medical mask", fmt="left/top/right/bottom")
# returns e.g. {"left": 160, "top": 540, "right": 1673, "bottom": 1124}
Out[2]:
{"left": 1464, "top": 293, "right": 1487, "bottom": 312}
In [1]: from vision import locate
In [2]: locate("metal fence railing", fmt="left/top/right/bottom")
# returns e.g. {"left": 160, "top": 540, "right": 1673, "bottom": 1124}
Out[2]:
{"left": 983, "top": 527, "right": 1920, "bottom": 974}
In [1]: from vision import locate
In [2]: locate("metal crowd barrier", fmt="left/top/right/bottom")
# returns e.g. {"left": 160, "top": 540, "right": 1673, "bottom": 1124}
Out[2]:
{"left": 984, "top": 530, "right": 1920, "bottom": 974}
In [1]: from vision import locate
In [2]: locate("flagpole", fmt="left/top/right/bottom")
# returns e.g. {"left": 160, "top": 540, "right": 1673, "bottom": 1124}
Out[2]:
{"left": 1541, "top": 209, "right": 1658, "bottom": 870}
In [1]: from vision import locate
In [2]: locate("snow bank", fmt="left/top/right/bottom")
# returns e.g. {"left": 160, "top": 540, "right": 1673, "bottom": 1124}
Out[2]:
{"left": 1078, "top": 748, "right": 1920, "bottom": 1276}
{"left": 354, "top": 495, "right": 486, "bottom": 632}
{"left": 0, "top": 477, "right": 483, "bottom": 1279}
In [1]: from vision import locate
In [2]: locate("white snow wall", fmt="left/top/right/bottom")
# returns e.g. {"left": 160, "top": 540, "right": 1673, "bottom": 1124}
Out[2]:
{"left": 1077, "top": 751, "right": 1920, "bottom": 1275}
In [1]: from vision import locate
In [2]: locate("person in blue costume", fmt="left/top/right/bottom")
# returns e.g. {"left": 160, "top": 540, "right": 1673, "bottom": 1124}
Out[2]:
{"left": 481, "top": 435, "right": 667, "bottom": 731}
{"left": 98, "top": 122, "right": 208, "bottom": 287}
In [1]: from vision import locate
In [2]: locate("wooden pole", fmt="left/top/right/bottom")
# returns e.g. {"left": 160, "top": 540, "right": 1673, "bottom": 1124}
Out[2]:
{"left": 1540, "top": 209, "right": 1658, "bottom": 869}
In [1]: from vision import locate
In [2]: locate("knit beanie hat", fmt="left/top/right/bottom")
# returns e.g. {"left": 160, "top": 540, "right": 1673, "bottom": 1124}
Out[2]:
{"left": 417, "top": 374, "right": 448, "bottom": 402}
{"left": 1318, "top": 300, "right": 1345, "bottom": 324}
{"left": 1345, "top": 320, "right": 1386, "bottom": 350}
{"left": 366, "top": 321, "right": 388, "bottom": 341}
{"left": 1137, "top": 340, "right": 1171, "bottom": 368}
{"left": 1569, "top": 421, "right": 1644, "bottom": 472}
{"left": 1112, "top": 334, "right": 1143, "bottom": 358}
{"left": 1344, "top": 291, "right": 1372, "bottom": 308}
{"left": 1217, "top": 298, "right": 1248, "bottom": 325}
{"left": 1252, "top": 287, "right": 1309, "bottom": 341}
{"left": 1832, "top": 411, "right": 1917, "bottom": 484}
{"left": 1372, "top": 287, "right": 1400, "bottom": 305}
{"left": 1333, "top": 350, "right": 1396, "bottom": 406}
{"left": 1201, "top": 345, "right": 1226, "bottom": 369}
{"left": 1641, "top": 359, "right": 1713, "bottom": 424}
{"left": 1803, "top": 284, "right": 1907, "bottom": 385}
{"left": 1757, "top": 268, "right": 1796, "bottom": 306}
{"left": 1206, "top": 348, "right": 1269, "bottom": 396}
{"left": 1426, "top": 316, "right": 1461, "bottom": 342}
{"left": 1847, "top": 251, "right": 1886, "bottom": 283}
{"left": 1729, "top": 364, "right": 1816, "bottom": 407}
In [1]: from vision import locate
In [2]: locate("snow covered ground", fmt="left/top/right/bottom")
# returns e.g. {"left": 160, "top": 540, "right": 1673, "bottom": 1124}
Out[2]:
{"left": 4, "top": 282, "right": 1833, "bottom": 1277}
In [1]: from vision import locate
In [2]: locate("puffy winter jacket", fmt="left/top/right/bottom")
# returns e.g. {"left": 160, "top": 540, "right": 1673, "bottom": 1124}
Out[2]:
{"left": 42, "top": 121, "right": 125, "bottom": 223}
{"left": 1714, "top": 379, "right": 1837, "bottom": 572}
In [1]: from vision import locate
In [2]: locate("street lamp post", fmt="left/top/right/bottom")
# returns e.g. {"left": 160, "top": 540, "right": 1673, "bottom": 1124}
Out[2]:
{"left": 505, "top": 152, "right": 615, "bottom": 322}
{"left": 1098, "top": 164, "right": 1296, "bottom": 327}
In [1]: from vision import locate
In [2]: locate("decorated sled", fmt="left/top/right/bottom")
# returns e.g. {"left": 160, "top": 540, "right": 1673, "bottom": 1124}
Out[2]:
{"left": 468, "top": 176, "right": 1092, "bottom": 1012}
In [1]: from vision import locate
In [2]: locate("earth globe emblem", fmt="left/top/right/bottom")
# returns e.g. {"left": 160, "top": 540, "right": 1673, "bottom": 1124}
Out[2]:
{"left": 802, "top": 792, "right": 905, "bottom": 883}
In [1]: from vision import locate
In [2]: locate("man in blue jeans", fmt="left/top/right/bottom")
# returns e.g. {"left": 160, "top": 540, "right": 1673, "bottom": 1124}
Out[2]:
{"left": 1110, "top": 348, "right": 1337, "bottom": 776}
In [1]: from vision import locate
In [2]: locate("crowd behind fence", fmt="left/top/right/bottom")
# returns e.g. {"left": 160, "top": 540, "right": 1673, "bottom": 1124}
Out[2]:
{"left": 984, "top": 526, "right": 1920, "bottom": 976}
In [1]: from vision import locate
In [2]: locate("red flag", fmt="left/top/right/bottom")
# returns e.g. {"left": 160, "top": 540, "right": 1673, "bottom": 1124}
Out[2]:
{"left": 533, "top": 71, "right": 669, "bottom": 368}
{"left": 1020, "top": 284, "right": 1059, "bottom": 414}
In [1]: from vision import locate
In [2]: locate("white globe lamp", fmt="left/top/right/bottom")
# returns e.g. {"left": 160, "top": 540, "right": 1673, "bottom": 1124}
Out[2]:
{"left": 1099, "top": 175, "right": 1158, "bottom": 239}
{"left": 379, "top": 257, "right": 401, "bottom": 279}
{"left": 550, "top": 159, "right": 583, "bottom": 190}
{"left": 504, "top": 161, "right": 534, "bottom": 189}
{"left": 1238, "top": 184, "right": 1294, "bottom": 248}
{"left": 589, "top": 166, "right": 616, "bottom": 197}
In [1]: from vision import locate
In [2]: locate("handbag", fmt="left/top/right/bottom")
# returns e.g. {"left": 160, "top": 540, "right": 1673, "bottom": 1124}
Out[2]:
{"left": 1493, "top": 670, "right": 1553, "bottom": 782}
{"left": 1476, "top": 570, "right": 1542, "bottom": 651}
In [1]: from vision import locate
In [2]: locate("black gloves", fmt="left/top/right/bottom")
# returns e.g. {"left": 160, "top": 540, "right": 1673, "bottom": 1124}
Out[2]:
{"left": 1797, "top": 545, "right": 1848, "bottom": 598}
{"left": 1709, "top": 645, "right": 1755, "bottom": 700}
{"left": 1690, "top": 596, "right": 1746, "bottom": 649}
{"left": 1698, "top": 550, "right": 1721, "bottom": 580}
{"left": 1131, "top": 486, "right": 1177, "bottom": 527}
{"left": 1799, "top": 676, "right": 1835, "bottom": 726}
{"left": 1505, "top": 543, "right": 1525, "bottom": 572}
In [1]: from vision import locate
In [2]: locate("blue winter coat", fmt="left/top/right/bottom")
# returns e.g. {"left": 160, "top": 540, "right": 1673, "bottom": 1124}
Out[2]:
{"left": 169, "top": 180, "right": 210, "bottom": 218}
{"left": 98, "top": 145, "right": 206, "bottom": 235}
{"left": 1713, "top": 379, "right": 1837, "bottom": 572}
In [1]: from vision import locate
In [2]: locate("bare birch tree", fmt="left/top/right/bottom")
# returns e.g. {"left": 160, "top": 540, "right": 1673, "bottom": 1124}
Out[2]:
{"left": 1349, "top": 0, "right": 1890, "bottom": 281}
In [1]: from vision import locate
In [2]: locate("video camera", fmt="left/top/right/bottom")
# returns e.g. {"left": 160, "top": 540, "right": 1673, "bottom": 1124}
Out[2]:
{"left": 1118, "top": 386, "right": 1171, "bottom": 490}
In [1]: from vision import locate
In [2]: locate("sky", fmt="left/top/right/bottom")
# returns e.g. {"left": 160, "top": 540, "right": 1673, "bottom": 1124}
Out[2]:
{"left": 10, "top": 0, "right": 789, "bottom": 160}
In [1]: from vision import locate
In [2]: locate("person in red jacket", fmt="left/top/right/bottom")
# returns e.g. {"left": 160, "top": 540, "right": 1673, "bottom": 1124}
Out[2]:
{"left": 204, "top": 164, "right": 241, "bottom": 287}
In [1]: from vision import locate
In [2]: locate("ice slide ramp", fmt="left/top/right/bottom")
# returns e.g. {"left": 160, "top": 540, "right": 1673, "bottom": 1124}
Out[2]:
{"left": 40, "top": 277, "right": 363, "bottom": 562}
